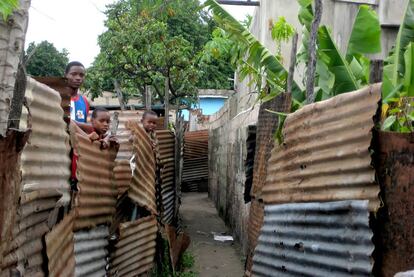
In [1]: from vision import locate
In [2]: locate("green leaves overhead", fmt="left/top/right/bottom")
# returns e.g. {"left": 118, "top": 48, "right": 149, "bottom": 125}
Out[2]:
{"left": 203, "top": 0, "right": 304, "bottom": 104}
{"left": 346, "top": 5, "right": 381, "bottom": 57}
{"left": 317, "top": 26, "right": 359, "bottom": 95}
{"left": 0, "top": 0, "right": 18, "bottom": 20}
{"left": 383, "top": 0, "right": 414, "bottom": 101}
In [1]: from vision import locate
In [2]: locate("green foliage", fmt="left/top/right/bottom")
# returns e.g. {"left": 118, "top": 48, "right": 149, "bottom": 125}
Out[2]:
{"left": 25, "top": 41, "right": 69, "bottom": 77}
{"left": 86, "top": 0, "right": 233, "bottom": 104}
{"left": 271, "top": 16, "right": 295, "bottom": 60}
{"left": 0, "top": 0, "right": 18, "bottom": 20}
{"left": 296, "top": 1, "right": 381, "bottom": 101}
{"left": 381, "top": 0, "right": 414, "bottom": 132}
{"left": 203, "top": 0, "right": 305, "bottom": 110}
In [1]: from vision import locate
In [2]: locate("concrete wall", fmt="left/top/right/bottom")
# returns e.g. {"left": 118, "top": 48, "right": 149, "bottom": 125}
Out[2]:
{"left": 207, "top": 0, "right": 405, "bottom": 253}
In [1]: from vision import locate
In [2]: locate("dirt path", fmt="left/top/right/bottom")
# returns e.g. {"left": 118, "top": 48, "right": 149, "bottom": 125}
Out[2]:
{"left": 180, "top": 192, "right": 244, "bottom": 277}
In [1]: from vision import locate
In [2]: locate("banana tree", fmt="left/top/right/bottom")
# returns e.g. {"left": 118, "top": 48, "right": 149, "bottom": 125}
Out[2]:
{"left": 203, "top": 0, "right": 305, "bottom": 109}
{"left": 381, "top": 0, "right": 414, "bottom": 132}
{"left": 297, "top": 1, "right": 381, "bottom": 101}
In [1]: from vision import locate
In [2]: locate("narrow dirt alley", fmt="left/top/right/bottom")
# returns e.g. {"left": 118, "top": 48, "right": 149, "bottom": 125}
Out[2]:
{"left": 181, "top": 192, "right": 244, "bottom": 277}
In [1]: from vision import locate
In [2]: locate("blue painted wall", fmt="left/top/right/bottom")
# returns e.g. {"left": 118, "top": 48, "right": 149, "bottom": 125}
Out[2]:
{"left": 182, "top": 97, "right": 227, "bottom": 120}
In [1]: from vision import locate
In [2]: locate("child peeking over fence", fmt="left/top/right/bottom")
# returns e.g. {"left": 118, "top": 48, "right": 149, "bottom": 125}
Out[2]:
{"left": 71, "top": 107, "right": 118, "bottom": 187}
{"left": 129, "top": 110, "right": 159, "bottom": 173}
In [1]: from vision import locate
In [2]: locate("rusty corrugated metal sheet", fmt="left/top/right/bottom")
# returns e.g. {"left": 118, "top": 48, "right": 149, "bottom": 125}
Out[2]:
{"left": 252, "top": 200, "right": 374, "bottom": 276}
{"left": 0, "top": 130, "right": 28, "bottom": 275}
{"left": 374, "top": 131, "right": 414, "bottom": 277}
{"left": 113, "top": 160, "right": 132, "bottom": 197}
{"left": 183, "top": 130, "right": 208, "bottom": 159}
{"left": 251, "top": 93, "right": 291, "bottom": 198}
{"left": 74, "top": 225, "right": 109, "bottom": 277}
{"left": 45, "top": 213, "right": 75, "bottom": 277}
{"left": 156, "top": 130, "right": 176, "bottom": 224}
{"left": 245, "top": 199, "right": 264, "bottom": 276}
{"left": 2, "top": 78, "right": 71, "bottom": 276}
{"left": 71, "top": 124, "right": 118, "bottom": 230}
{"left": 33, "top": 77, "right": 72, "bottom": 121}
{"left": 126, "top": 121, "right": 157, "bottom": 215}
{"left": 262, "top": 84, "right": 381, "bottom": 210}
{"left": 110, "top": 216, "right": 157, "bottom": 276}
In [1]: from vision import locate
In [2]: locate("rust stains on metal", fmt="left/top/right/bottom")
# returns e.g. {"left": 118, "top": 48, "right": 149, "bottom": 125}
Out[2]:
{"left": 21, "top": 77, "right": 71, "bottom": 198}
{"left": 45, "top": 213, "right": 75, "bottom": 277}
{"left": 165, "top": 225, "right": 190, "bottom": 270}
{"left": 113, "top": 160, "right": 132, "bottom": 196}
{"left": 262, "top": 84, "right": 381, "bottom": 210}
{"left": 183, "top": 130, "right": 208, "bottom": 159}
{"left": 374, "top": 131, "right": 414, "bottom": 277}
{"left": 251, "top": 93, "right": 291, "bottom": 198}
{"left": 71, "top": 124, "right": 118, "bottom": 230}
{"left": 33, "top": 76, "right": 72, "bottom": 121}
{"left": 182, "top": 130, "right": 209, "bottom": 191}
{"left": 245, "top": 199, "right": 264, "bottom": 276}
{"left": 156, "top": 130, "right": 176, "bottom": 224}
{"left": 126, "top": 121, "right": 157, "bottom": 215}
{"left": 0, "top": 130, "right": 29, "bottom": 274}
{"left": 252, "top": 201, "right": 374, "bottom": 276}
{"left": 3, "top": 78, "right": 70, "bottom": 275}
{"left": 110, "top": 216, "right": 158, "bottom": 276}
{"left": 74, "top": 226, "right": 109, "bottom": 277}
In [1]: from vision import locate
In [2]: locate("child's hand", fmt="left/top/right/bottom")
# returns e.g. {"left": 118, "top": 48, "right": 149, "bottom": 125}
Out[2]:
{"left": 88, "top": 132, "right": 100, "bottom": 141}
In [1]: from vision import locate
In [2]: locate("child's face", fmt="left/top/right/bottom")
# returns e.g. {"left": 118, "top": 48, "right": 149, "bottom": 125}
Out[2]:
{"left": 141, "top": 114, "right": 158, "bottom": 133}
{"left": 92, "top": 111, "right": 110, "bottom": 135}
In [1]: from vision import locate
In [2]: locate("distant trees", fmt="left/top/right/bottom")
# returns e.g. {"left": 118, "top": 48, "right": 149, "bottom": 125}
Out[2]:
{"left": 25, "top": 40, "right": 69, "bottom": 77}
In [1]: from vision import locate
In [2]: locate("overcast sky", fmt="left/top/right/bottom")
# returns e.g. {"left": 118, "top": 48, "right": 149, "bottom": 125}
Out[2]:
{"left": 25, "top": 0, "right": 255, "bottom": 67}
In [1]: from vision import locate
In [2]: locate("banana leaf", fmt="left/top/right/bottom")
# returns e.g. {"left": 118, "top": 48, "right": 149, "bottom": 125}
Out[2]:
{"left": 317, "top": 26, "right": 359, "bottom": 95}
{"left": 404, "top": 42, "right": 414, "bottom": 96}
{"left": 383, "top": 0, "right": 414, "bottom": 100}
{"left": 203, "top": 0, "right": 305, "bottom": 103}
{"left": 346, "top": 5, "right": 381, "bottom": 58}
{"left": 296, "top": 0, "right": 313, "bottom": 64}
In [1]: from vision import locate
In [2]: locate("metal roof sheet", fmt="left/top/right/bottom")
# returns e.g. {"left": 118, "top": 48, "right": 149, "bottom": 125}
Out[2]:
{"left": 113, "top": 160, "right": 132, "bottom": 197}
{"left": 45, "top": 213, "right": 75, "bottom": 277}
{"left": 252, "top": 200, "right": 374, "bottom": 277}
{"left": 110, "top": 216, "right": 157, "bottom": 276}
{"left": 71, "top": 124, "right": 118, "bottom": 230}
{"left": 245, "top": 199, "right": 264, "bottom": 275}
{"left": 183, "top": 130, "right": 208, "bottom": 159}
{"left": 3, "top": 78, "right": 71, "bottom": 275}
{"left": 74, "top": 225, "right": 109, "bottom": 277}
{"left": 126, "top": 121, "right": 157, "bottom": 215}
{"left": 156, "top": 130, "right": 176, "bottom": 224}
{"left": 262, "top": 84, "right": 381, "bottom": 210}
{"left": 251, "top": 93, "right": 291, "bottom": 198}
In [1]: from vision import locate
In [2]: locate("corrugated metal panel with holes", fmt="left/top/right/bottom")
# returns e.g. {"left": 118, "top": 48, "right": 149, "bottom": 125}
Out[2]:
{"left": 156, "top": 130, "right": 176, "bottom": 224}
{"left": 71, "top": 124, "right": 118, "bottom": 230}
{"left": 45, "top": 213, "right": 75, "bottom": 277}
{"left": 110, "top": 216, "right": 157, "bottom": 276}
{"left": 252, "top": 200, "right": 374, "bottom": 277}
{"left": 74, "top": 225, "right": 109, "bottom": 277}
{"left": 262, "top": 84, "right": 381, "bottom": 210}
{"left": 126, "top": 121, "right": 157, "bottom": 214}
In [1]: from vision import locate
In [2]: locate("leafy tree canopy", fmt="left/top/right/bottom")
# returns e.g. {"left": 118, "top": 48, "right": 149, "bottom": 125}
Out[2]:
{"left": 25, "top": 40, "right": 69, "bottom": 77}
{"left": 85, "top": 0, "right": 234, "bottom": 106}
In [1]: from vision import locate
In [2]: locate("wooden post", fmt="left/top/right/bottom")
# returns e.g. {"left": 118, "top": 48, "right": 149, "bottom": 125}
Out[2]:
{"left": 113, "top": 80, "right": 126, "bottom": 111}
{"left": 306, "top": 0, "right": 323, "bottom": 104}
{"left": 164, "top": 78, "right": 169, "bottom": 129}
{"left": 287, "top": 33, "right": 298, "bottom": 96}
{"left": 145, "top": 86, "right": 152, "bottom": 110}
{"left": 370, "top": 60, "right": 384, "bottom": 84}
